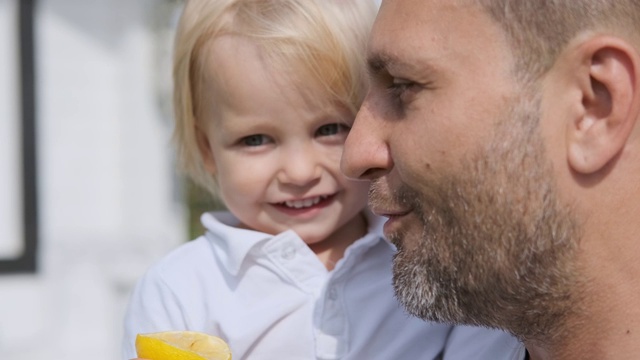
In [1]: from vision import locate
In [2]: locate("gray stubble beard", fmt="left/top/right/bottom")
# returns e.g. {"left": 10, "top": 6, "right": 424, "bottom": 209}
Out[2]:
{"left": 389, "top": 96, "right": 583, "bottom": 344}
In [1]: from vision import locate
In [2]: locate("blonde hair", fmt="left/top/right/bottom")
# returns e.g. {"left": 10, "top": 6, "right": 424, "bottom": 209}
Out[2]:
{"left": 172, "top": 0, "right": 377, "bottom": 194}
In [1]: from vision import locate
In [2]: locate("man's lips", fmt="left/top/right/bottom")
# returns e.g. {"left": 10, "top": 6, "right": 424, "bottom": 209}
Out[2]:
{"left": 370, "top": 204, "right": 412, "bottom": 237}
{"left": 368, "top": 180, "right": 411, "bottom": 218}
{"left": 370, "top": 204, "right": 411, "bottom": 219}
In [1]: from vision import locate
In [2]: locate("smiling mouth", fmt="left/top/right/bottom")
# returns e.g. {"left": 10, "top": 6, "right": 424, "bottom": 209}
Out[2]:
{"left": 277, "top": 195, "right": 332, "bottom": 209}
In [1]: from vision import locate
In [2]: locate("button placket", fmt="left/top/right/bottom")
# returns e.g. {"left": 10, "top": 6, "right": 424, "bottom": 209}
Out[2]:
{"left": 314, "top": 280, "right": 348, "bottom": 359}
{"left": 328, "top": 286, "right": 338, "bottom": 301}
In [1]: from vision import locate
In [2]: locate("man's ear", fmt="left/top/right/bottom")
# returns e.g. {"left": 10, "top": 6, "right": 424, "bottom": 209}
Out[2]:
{"left": 568, "top": 36, "right": 640, "bottom": 174}
{"left": 195, "top": 125, "right": 216, "bottom": 175}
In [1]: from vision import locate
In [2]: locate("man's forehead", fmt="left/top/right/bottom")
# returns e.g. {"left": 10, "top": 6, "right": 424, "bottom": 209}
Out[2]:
{"left": 365, "top": 0, "right": 516, "bottom": 90}
{"left": 367, "top": 1, "right": 451, "bottom": 65}
{"left": 373, "top": 0, "right": 482, "bottom": 35}
{"left": 368, "top": 0, "right": 495, "bottom": 61}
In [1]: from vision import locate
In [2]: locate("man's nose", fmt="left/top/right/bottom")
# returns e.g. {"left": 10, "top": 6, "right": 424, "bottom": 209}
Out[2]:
{"left": 341, "top": 98, "right": 393, "bottom": 180}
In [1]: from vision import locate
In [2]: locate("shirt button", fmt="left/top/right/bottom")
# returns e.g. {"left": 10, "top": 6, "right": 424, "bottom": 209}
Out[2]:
{"left": 328, "top": 287, "right": 338, "bottom": 300}
{"left": 281, "top": 245, "right": 296, "bottom": 260}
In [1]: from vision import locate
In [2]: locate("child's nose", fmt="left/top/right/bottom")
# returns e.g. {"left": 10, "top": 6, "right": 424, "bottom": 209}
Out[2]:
{"left": 277, "top": 146, "right": 322, "bottom": 186}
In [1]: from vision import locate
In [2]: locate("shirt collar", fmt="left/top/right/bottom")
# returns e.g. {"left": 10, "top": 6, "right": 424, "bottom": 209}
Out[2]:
{"left": 363, "top": 209, "right": 395, "bottom": 251}
{"left": 201, "top": 211, "right": 274, "bottom": 276}
{"left": 201, "top": 210, "right": 390, "bottom": 276}
{"left": 332, "top": 210, "right": 393, "bottom": 273}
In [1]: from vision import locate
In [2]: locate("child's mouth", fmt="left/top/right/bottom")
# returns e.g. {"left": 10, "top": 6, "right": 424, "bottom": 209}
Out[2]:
{"left": 273, "top": 194, "right": 335, "bottom": 212}
{"left": 282, "top": 195, "right": 330, "bottom": 209}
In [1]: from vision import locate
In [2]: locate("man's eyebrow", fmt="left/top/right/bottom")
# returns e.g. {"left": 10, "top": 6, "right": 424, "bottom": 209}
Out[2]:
{"left": 367, "top": 51, "right": 439, "bottom": 81}
{"left": 366, "top": 52, "right": 395, "bottom": 76}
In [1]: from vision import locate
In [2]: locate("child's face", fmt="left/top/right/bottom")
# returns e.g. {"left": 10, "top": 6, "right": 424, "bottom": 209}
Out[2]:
{"left": 196, "top": 36, "right": 370, "bottom": 246}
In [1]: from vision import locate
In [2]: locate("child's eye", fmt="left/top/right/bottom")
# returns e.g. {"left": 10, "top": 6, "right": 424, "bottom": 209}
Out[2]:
{"left": 316, "top": 123, "right": 349, "bottom": 137}
{"left": 241, "top": 134, "right": 271, "bottom": 147}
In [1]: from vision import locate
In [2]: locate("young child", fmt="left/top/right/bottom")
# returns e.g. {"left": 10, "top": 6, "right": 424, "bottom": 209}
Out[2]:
{"left": 123, "top": 0, "right": 518, "bottom": 359}
{"left": 122, "top": 0, "right": 451, "bottom": 358}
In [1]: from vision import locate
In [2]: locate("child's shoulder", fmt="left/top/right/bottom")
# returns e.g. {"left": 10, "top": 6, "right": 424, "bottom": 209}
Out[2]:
{"left": 142, "top": 211, "right": 252, "bottom": 284}
{"left": 145, "top": 236, "right": 216, "bottom": 283}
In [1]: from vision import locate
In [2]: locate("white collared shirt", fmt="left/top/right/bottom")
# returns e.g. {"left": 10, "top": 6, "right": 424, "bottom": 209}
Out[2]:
{"left": 123, "top": 211, "right": 452, "bottom": 359}
{"left": 122, "top": 211, "right": 521, "bottom": 359}
{"left": 442, "top": 325, "right": 526, "bottom": 360}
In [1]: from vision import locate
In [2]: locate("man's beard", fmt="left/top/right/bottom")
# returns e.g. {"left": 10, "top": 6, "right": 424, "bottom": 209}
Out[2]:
{"left": 378, "top": 96, "right": 582, "bottom": 344}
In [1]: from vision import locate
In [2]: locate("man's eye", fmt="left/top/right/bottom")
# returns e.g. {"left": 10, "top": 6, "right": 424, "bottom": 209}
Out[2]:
{"left": 387, "top": 79, "right": 413, "bottom": 103}
{"left": 241, "top": 134, "right": 270, "bottom": 146}
{"left": 316, "top": 123, "right": 349, "bottom": 137}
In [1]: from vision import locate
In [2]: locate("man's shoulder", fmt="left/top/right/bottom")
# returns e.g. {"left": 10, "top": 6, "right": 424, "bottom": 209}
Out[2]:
{"left": 442, "top": 325, "right": 525, "bottom": 360}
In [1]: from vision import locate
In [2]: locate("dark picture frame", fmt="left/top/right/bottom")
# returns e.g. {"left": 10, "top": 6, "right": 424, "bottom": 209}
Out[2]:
{"left": 0, "top": 0, "right": 38, "bottom": 274}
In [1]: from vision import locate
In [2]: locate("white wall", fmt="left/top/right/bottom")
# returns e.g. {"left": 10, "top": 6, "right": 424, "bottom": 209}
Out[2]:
{"left": 0, "top": 0, "right": 186, "bottom": 359}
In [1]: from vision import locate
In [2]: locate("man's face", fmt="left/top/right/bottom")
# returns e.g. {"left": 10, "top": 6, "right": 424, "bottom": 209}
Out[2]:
{"left": 342, "top": 0, "right": 580, "bottom": 340}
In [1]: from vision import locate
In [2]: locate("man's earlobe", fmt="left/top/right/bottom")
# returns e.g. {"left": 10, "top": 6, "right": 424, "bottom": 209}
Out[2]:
{"left": 568, "top": 37, "right": 640, "bottom": 174}
{"left": 195, "top": 125, "right": 216, "bottom": 175}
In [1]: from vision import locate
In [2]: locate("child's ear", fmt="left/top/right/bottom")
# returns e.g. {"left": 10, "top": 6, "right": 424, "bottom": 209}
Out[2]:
{"left": 568, "top": 36, "right": 640, "bottom": 174}
{"left": 195, "top": 125, "right": 216, "bottom": 175}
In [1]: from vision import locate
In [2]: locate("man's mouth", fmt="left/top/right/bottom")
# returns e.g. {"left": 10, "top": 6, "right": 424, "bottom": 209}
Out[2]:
{"left": 369, "top": 202, "right": 411, "bottom": 218}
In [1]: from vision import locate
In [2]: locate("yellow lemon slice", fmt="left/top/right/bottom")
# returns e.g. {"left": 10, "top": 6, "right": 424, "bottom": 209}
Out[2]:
{"left": 136, "top": 331, "right": 232, "bottom": 360}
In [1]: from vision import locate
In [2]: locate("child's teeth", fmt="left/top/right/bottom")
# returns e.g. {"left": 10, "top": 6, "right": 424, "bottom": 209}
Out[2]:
{"left": 285, "top": 196, "right": 324, "bottom": 209}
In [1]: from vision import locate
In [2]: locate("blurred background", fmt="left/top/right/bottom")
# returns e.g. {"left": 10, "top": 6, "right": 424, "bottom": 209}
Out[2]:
{"left": 0, "top": 0, "right": 214, "bottom": 358}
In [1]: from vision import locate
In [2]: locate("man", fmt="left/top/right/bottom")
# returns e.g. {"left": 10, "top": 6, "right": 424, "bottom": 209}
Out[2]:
{"left": 341, "top": 0, "right": 640, "bottom": 359}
